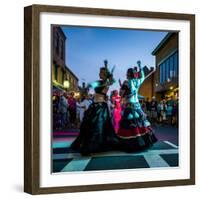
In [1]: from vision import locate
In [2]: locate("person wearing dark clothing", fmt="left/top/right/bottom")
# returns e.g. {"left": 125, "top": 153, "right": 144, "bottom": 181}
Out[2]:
{"left": 71, "top": 62, "right": 119, "bottom": 155}
{"left": 68, "top": 93, "right": 77, "bottom": 127}
{"left": 150, "top": 97, "right": 158, "bottom": 123}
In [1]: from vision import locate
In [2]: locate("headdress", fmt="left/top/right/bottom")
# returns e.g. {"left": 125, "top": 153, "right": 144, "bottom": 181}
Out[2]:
{"left": 127, "top": 67, "right": 141, "bottom": 79}
{"left": 127, "top": 60, "right": 142, "bottom": 79}
{"left": 100, "top": 60, "right": 115, "bottom": 81}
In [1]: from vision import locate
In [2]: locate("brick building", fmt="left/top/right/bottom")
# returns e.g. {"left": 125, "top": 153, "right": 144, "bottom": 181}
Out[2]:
{"left": 52, "top": 26, "right": 79, "bottom": 94}
{"left": 151, "top": 32, "right": 179, "bottom": 100}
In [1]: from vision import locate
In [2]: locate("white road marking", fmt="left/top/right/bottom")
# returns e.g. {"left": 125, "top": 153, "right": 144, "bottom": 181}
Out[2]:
{"left": 61, "top": 157, "right": 91, "bottom": 172}
{"left": 53, "top": 140, "right": 179, "bottom": 171}
{"left": 164, "top": 141, "right": 178, "bottom": 149}
{"left": 144, "top": 154, "right": 169, "bottom": 168}
{"left": 53, "top": 149, "right": 178, "bottom": 160}
{"left": 52, "top": 141, "right": 73, "bottom": 148}
{"left": 53, "top": 153, "right": 81, "bottom": 160}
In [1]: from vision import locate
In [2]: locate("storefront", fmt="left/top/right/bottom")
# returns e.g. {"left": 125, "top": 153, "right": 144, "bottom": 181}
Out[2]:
{"left": 152, "top": 32, "right": 179, "bottom": 101}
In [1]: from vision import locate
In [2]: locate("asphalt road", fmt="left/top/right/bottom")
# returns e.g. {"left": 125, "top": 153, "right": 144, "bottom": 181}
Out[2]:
{"left": 52, "top": 125, "right": 179, "bottom": 172}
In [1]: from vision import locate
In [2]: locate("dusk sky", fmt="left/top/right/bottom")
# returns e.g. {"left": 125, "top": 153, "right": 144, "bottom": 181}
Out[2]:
{"left": 61, "top": 26, "right": 168, "bottom": 94}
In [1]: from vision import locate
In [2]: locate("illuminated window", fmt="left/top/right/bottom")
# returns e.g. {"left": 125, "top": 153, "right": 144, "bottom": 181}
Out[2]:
{"left": 159, "top": 50, "right": 178, "bottom": 84}
{"left": 169, "top": 56, "right": 174, "bottom": 78}
{"left": 174, "top": 51, "right": 178, "bottom": 77}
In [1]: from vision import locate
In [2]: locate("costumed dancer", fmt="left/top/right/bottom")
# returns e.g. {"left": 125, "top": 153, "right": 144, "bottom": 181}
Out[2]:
{"left": 70, "top": 60, "right": 119, "bottom": 155}
{"left": 117, "top": 60, "right": 157, "bottom": 152}
{"left": 111, "top": 90, "right": 121, "bottom": 133}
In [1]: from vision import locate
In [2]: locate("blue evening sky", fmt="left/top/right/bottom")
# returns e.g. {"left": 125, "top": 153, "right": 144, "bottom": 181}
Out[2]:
{"left": 61, "top": 26, "right": 168, "bottom": 93}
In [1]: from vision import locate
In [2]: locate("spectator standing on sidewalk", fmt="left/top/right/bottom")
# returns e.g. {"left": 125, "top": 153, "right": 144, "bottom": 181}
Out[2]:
{"left": 157, "top": 101, "right": 162, "bottom": 123}
{"left": 161, "top": 100, "right": 168, "bottom": 125}
{"left": 150, "top": 96, "right": 157, "bottom": 124}
{"left": 172, "top": 99, "right": 178, "bottom": 126}
{"left": 79, "top": 95, "right": 91, "bottom": 122}
{"left": 68, "top": 92, "right": 77, "bottom": 128}
{"left": 58, "top": 92, "right": 68, "bottom": 129}
{"left": 76, "top": 98, "right": 81, "bottom": 127}
{"left": 166, "top": 99, "right": 173, "bottom": 125}
{"left": 53, "top": 92, "right": 60, "bottom": 130}
{"left": 145, "top": 98, "right": 151, "bottom": 119}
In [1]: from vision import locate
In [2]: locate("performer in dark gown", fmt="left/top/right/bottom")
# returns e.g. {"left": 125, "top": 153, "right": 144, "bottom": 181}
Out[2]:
{"left": 70, "top": 61, "right": 119, "bottom": 155}
{"left": 117, "top": 61, "right": 157, "bottom": 152}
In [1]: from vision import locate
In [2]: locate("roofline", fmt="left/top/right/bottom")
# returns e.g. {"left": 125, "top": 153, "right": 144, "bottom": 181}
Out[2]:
{"left": 65, "top": 65, "right": 79, "bottom": 81}
{"left": 53, "top": 26, "right": 67, "bottom": 40}
{"left": 58, "top": 27, "right": 67, "bottom": 40}
{"left": 151, "top": 32, "right": 175, "bottom": 55}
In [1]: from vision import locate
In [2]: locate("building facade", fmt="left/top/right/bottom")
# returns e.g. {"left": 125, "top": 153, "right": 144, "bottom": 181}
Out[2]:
{"left": 152, "top": 32, "right": 179, "bottom": 101}
{"left": 52, "top": 26, "right": 79, "bottom": 94}
{"left": 65, "top": 65, "right": 79, "bottom": 93}
{"left": 139, "top": 66, "right": 154, "bottom": 100}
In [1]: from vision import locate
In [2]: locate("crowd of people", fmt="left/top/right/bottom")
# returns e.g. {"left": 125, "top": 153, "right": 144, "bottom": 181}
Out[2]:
{"left": 53, "top": 91, "right": 93, "bottom": 130}
{"left": 53, "top": 89, "right": 178, "bottom": 131}
{"left": 52, "top": 90, "right": 122, "bottom": 131}
{"left": 141, "top": 96, "right": 178, "bottom": 127}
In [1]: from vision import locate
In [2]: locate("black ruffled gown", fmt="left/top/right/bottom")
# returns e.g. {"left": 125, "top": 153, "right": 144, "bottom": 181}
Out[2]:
{"left": 70, "top": 81, "right": 119, "bottom": 154}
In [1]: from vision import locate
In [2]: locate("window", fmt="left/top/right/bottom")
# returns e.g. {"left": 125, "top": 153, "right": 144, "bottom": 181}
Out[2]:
{"left": 174, "top": 51, "right": 178, "bottom": 77}
{"left": 166, "top": 59, "right": 169, "bottom": 81}
{"left": 62, "top": 70, "right": 64, "bottom": 84}
{"left": 162, "top": 62, "right": 166, "bottom": 83}
{"left": 61, "top": 40, "right": 64, "bottom": 60}
{"left": 56, "top": 32, "right": 59, "bottom": 55}
{"left": 54, "top": 64, "right": 58, "bottom": 81}
{"left": 169, "top": 56, "right": 174, "bottom": 78}
{"left": 159, "top": 50, "right": 178, "bottom": 84}
{"left": 160, "top": 64, "right": 162, "bottom": 83}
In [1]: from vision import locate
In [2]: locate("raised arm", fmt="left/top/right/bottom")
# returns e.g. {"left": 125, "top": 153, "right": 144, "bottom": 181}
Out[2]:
{"left": 140, "top": 68, "right": 145, "bottom": 83}
{"left": 87, "top": 81, "right": 100, "bottom": 90}
{"left": 88, "top": 77, "right": 115, "bottom": 90}
{"left": 137, "top": 60, "right": 155, "bottom": 85}
{"left": 137, "top": 60, "right": 145, "bottom": 85}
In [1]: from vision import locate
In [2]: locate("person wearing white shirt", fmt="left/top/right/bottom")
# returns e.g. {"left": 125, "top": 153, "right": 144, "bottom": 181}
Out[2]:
{"left": 79, "top": 96, "right": 91, "bottom": 122}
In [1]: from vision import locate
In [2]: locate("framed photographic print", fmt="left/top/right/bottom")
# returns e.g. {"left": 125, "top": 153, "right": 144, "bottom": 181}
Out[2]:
{"left": 24, "top": 4, "right": 195, "bottom": 194}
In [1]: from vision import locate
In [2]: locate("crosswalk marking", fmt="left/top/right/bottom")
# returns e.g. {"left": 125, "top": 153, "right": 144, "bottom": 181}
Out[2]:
{"left": 56, "top": 149, "right": 178, "bottom": 172}
{"left": 144, "top": 154, "right": 169, "bottom": 168}
{"left": 164, "top": 141, "right": 178, "bottom": 149}
{"left": 52, "top": 141, "right": 73, "bottom": 149}
{"left": 53, "top": 140, "right": 179, "bottom": 172}
{"left": 61, "top": 157, "right": 91, "bottom": 172}
{"left": 53, "top": 149, "right": 178, "bottom": 160}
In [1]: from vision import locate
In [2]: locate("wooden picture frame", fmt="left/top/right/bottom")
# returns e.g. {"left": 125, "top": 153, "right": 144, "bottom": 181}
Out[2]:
{"left": 24, "top": 4, "right": 195, "bottom": 194}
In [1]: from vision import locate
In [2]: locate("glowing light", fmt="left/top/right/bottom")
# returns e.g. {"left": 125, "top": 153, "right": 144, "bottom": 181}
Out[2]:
{"left": 170, "top": 86, "right": 173, "bottom": 90}
{"left": 74, "top": 92, "right": 80, "bottom": 97}
{"left": 63, "top": 80, "right": 70, "bottom": 89}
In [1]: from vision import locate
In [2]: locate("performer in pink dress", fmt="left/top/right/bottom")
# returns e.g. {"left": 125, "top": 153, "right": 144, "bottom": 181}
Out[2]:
{"left": 111, "top": 90, "right": 121, "bottom": 133}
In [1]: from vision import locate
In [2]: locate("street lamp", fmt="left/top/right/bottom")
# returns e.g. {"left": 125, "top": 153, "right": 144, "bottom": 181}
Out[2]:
{"left": 63, "top": 80, "right": 70, "bottom": 89}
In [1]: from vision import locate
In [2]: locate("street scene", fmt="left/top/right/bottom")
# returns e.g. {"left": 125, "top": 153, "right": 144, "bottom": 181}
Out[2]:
{"left": 52, "top": 25, "right": 179, "bottom": 173}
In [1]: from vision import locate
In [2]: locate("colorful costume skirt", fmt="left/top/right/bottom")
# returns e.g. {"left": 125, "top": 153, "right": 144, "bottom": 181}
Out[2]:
{"left": 117, "top": 102, "right": 157, "bottom": 152}
{"left": 70, "top": 102, "right": 119, "bottom": 154}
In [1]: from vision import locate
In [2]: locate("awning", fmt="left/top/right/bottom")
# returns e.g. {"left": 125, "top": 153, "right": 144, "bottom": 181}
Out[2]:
{"left": 53, "top": 80, "right": 64, "bottom": 89}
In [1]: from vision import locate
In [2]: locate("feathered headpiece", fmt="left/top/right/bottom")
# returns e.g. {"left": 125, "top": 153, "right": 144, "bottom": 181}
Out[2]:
{"left": 101, "top": 60, "right": 116, "bottom": 80}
